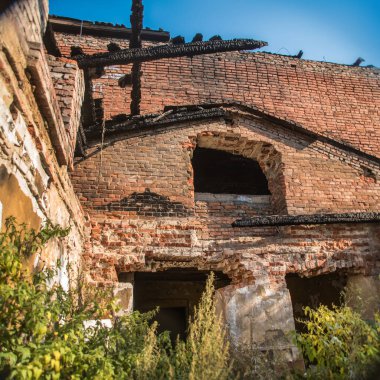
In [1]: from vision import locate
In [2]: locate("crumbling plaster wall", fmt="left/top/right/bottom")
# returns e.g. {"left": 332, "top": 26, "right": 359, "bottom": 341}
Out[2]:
{"left": 0, "top": 0, "right": 85, "bottom": 275}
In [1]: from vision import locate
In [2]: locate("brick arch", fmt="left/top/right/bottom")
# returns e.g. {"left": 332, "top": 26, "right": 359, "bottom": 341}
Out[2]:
{"left": 115, "top": 253, "right": 256, "bottom": 287}
{"left": 191, "top": 131, "right": 287, "bottom": 214}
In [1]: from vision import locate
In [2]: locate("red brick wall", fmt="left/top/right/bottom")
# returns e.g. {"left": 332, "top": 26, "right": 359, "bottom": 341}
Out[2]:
{"left": 140, "top": 53, "right": 380, "bottom": 156}
{"left": 48, "top": 55, "right": 84, "bottom": 159}
{"left": 70, "top": 117, "right": 380, "bottom": 284}
{"left": 53, "top": 29, "right": 380, "bottom": 286}
{"left": 72, "top": 118, "right": 379, "bottom": 215}
{"left": 54, "top": 31, "right": 380, "bottom": 157}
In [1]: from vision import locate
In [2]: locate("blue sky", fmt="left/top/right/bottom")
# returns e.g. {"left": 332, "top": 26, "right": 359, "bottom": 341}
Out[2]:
{"left": 50, "top": 0, "right": 380, "bottom": 67}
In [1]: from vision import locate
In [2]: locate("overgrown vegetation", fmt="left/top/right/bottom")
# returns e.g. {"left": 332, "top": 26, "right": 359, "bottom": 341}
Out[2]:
{"left": 296, "top": 304, "right": 380, "bottom": 379}
{"left": 1, "top": 217, "right": 379, "bottom": 379}
{"left": 0, "top": 218, "right": 230, "bottom": 379}
{"left": 231, "top": 303, "right": 380, "bottom": 380}
{"left": 231, "top": 344, "right": 293, "bottom": 380}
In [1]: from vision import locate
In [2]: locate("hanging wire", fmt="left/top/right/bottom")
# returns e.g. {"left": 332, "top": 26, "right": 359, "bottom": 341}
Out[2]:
{"left": 79, "top": 20, "right": 83, "bottom": 40}
{"left": 276, "top": 47, "right": 291, "bottom": 55}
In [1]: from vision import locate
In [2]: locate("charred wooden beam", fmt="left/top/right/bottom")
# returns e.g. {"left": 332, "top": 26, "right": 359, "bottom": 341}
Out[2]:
{"left": 109, "top": 107, "right": 225, "bottom": 132}
{"left": 75, "top": 108, "right": 225, "bottom": 165}
{"left": 84, "top": 107, "right": 225, "bottom": 138}
{"left": 232, "top": 212, "right": 380, "bottom": 227}
{"left": 130, "top": 0, "right": 143, "bottom": 49}
{"left": 76, "top": 39, "right": 268, "bottom": 68}
{"left": 129, "top": 0, "right": 144, "bottom": 115}
{"left": 81, "top": 101, "right": 380, "bottom": 165}
{"left": 130, "top": 62, "right": 142, "bottom": 115}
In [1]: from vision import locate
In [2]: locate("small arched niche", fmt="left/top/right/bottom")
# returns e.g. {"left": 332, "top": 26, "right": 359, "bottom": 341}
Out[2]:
{"left": 192, "top": 147, "right": 271, "bottom": 196}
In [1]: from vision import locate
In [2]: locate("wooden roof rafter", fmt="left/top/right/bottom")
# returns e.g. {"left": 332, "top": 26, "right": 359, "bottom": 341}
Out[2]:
{"left": 129, "top": 0, "right": 143, "bottom": 115}
{"left": 80, "top": 102, "right": 380, "bottom": 166}
{"left": 232, "top": 212, "right": 380, "bottom": 227}
{"left": 73, "top": 0, "right": 266, "bottom": 124}
{"left": 75, "top": 38, "right": 268, "bottom": 68}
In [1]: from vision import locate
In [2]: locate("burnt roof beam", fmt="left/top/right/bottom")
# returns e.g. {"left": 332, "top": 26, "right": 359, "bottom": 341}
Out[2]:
{"left": 130, "top": 0, "right": 143, "bottom": 49}
{"left": 85, "top": 107, "right": 226, "bottom": 137}
{"left": 129, "top": 0, "right": 144, "bottom": 115}
{"left": 76, "top": 39, "right": 268, "bottom": 68}
{"left": 232, "top": 212, "right": 380, "bottom": 227}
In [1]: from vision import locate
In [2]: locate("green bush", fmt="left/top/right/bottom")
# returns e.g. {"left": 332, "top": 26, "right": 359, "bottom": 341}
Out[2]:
{"left": 5, "top": 217, "right": 379, "bottom": 379}
{"left": 229, "top": 303, "right": 380, "bottom": 380}
{"left": 0, "top": 218, "right": 231, "bottom": 379}
{"left": 295, "top": 304, "right": 380, "bottom": 380}
{"left": 171, "top": 272, "right": 231, "bottom": 380}
{"left": 230, "top": 344, "right": 293, "bottom": 380}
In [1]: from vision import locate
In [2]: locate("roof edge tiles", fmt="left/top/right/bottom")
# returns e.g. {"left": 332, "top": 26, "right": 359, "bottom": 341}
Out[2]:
{"left": 49, "top": 15, "right": 170, "bottom": 42}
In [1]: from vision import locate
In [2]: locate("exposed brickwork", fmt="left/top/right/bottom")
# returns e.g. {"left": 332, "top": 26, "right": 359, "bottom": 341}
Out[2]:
{"left": 48, "top": 55, "right": 84, "bottom": 160}
{"left": 49, "top": 18, "right": 380, "bottom": 356}
{"left": 95, "top": 188, "right": 191, "bottom": 217}
{"left": 54, "top": 29, "right": 380, "bottom": 157}
{"left": 0, "top": 2, "right": 85, "bottom": 275}
{"left": 84, "top": 219, "right": 379, "bottom": 284}
{"left": 68, "top": 114, "right": 380, "bottom": 300}
{"left": 3, "top": 6, "right": 379, "bottom": 360}
{"left": 72, "top": 118, "right": 380, "bottom": 215}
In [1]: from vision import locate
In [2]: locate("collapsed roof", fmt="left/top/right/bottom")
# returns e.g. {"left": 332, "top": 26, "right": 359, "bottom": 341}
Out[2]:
{"left": 48, "top": 0, "right": 380, "bottom": 161}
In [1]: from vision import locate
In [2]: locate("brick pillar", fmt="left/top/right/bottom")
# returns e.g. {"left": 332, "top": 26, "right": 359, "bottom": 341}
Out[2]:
{"left": 114, "top": 273, "right": 134, "bottom": 316}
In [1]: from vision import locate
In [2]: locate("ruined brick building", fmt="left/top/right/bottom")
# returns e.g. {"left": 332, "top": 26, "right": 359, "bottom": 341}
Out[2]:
{"left": 1, "top": 0, "right": 380, "bottom": 364}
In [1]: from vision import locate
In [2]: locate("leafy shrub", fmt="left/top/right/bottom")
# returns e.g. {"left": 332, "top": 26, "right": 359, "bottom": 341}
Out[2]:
{"left": 171, "top": 272, "right": 231, "bottom": 380}
{"left": 230, "top": 303, "right": 380, "bottom": 380}
{"left": 0, "top": 218, "right": 231, "bottom": 379}
{"left": 295, "top": 304, "right": 380, "bottom": 380}
{"left": 3, "top": 217, "right": 380, "bottom": 379}
{"left": 230, "top": 344, "right": 293, "bottom": 380}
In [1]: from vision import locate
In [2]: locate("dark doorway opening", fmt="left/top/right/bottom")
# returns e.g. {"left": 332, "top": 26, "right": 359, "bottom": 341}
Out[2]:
{"left": 155, "top": 307, "right": 187, "bottom": 341}
{"left": 133, "top": 269, "right": 231, "bottom": 343}
{"left": 192, "top": 147, "right": 270, "bottom": 195}
{"left": 286, "top": 272, "right": 347, "bottom": 332}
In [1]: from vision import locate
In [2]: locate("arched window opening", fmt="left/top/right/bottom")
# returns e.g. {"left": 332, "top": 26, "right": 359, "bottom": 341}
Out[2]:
{"left": 192, "top": 147, "right": 270, "bottom": 195}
